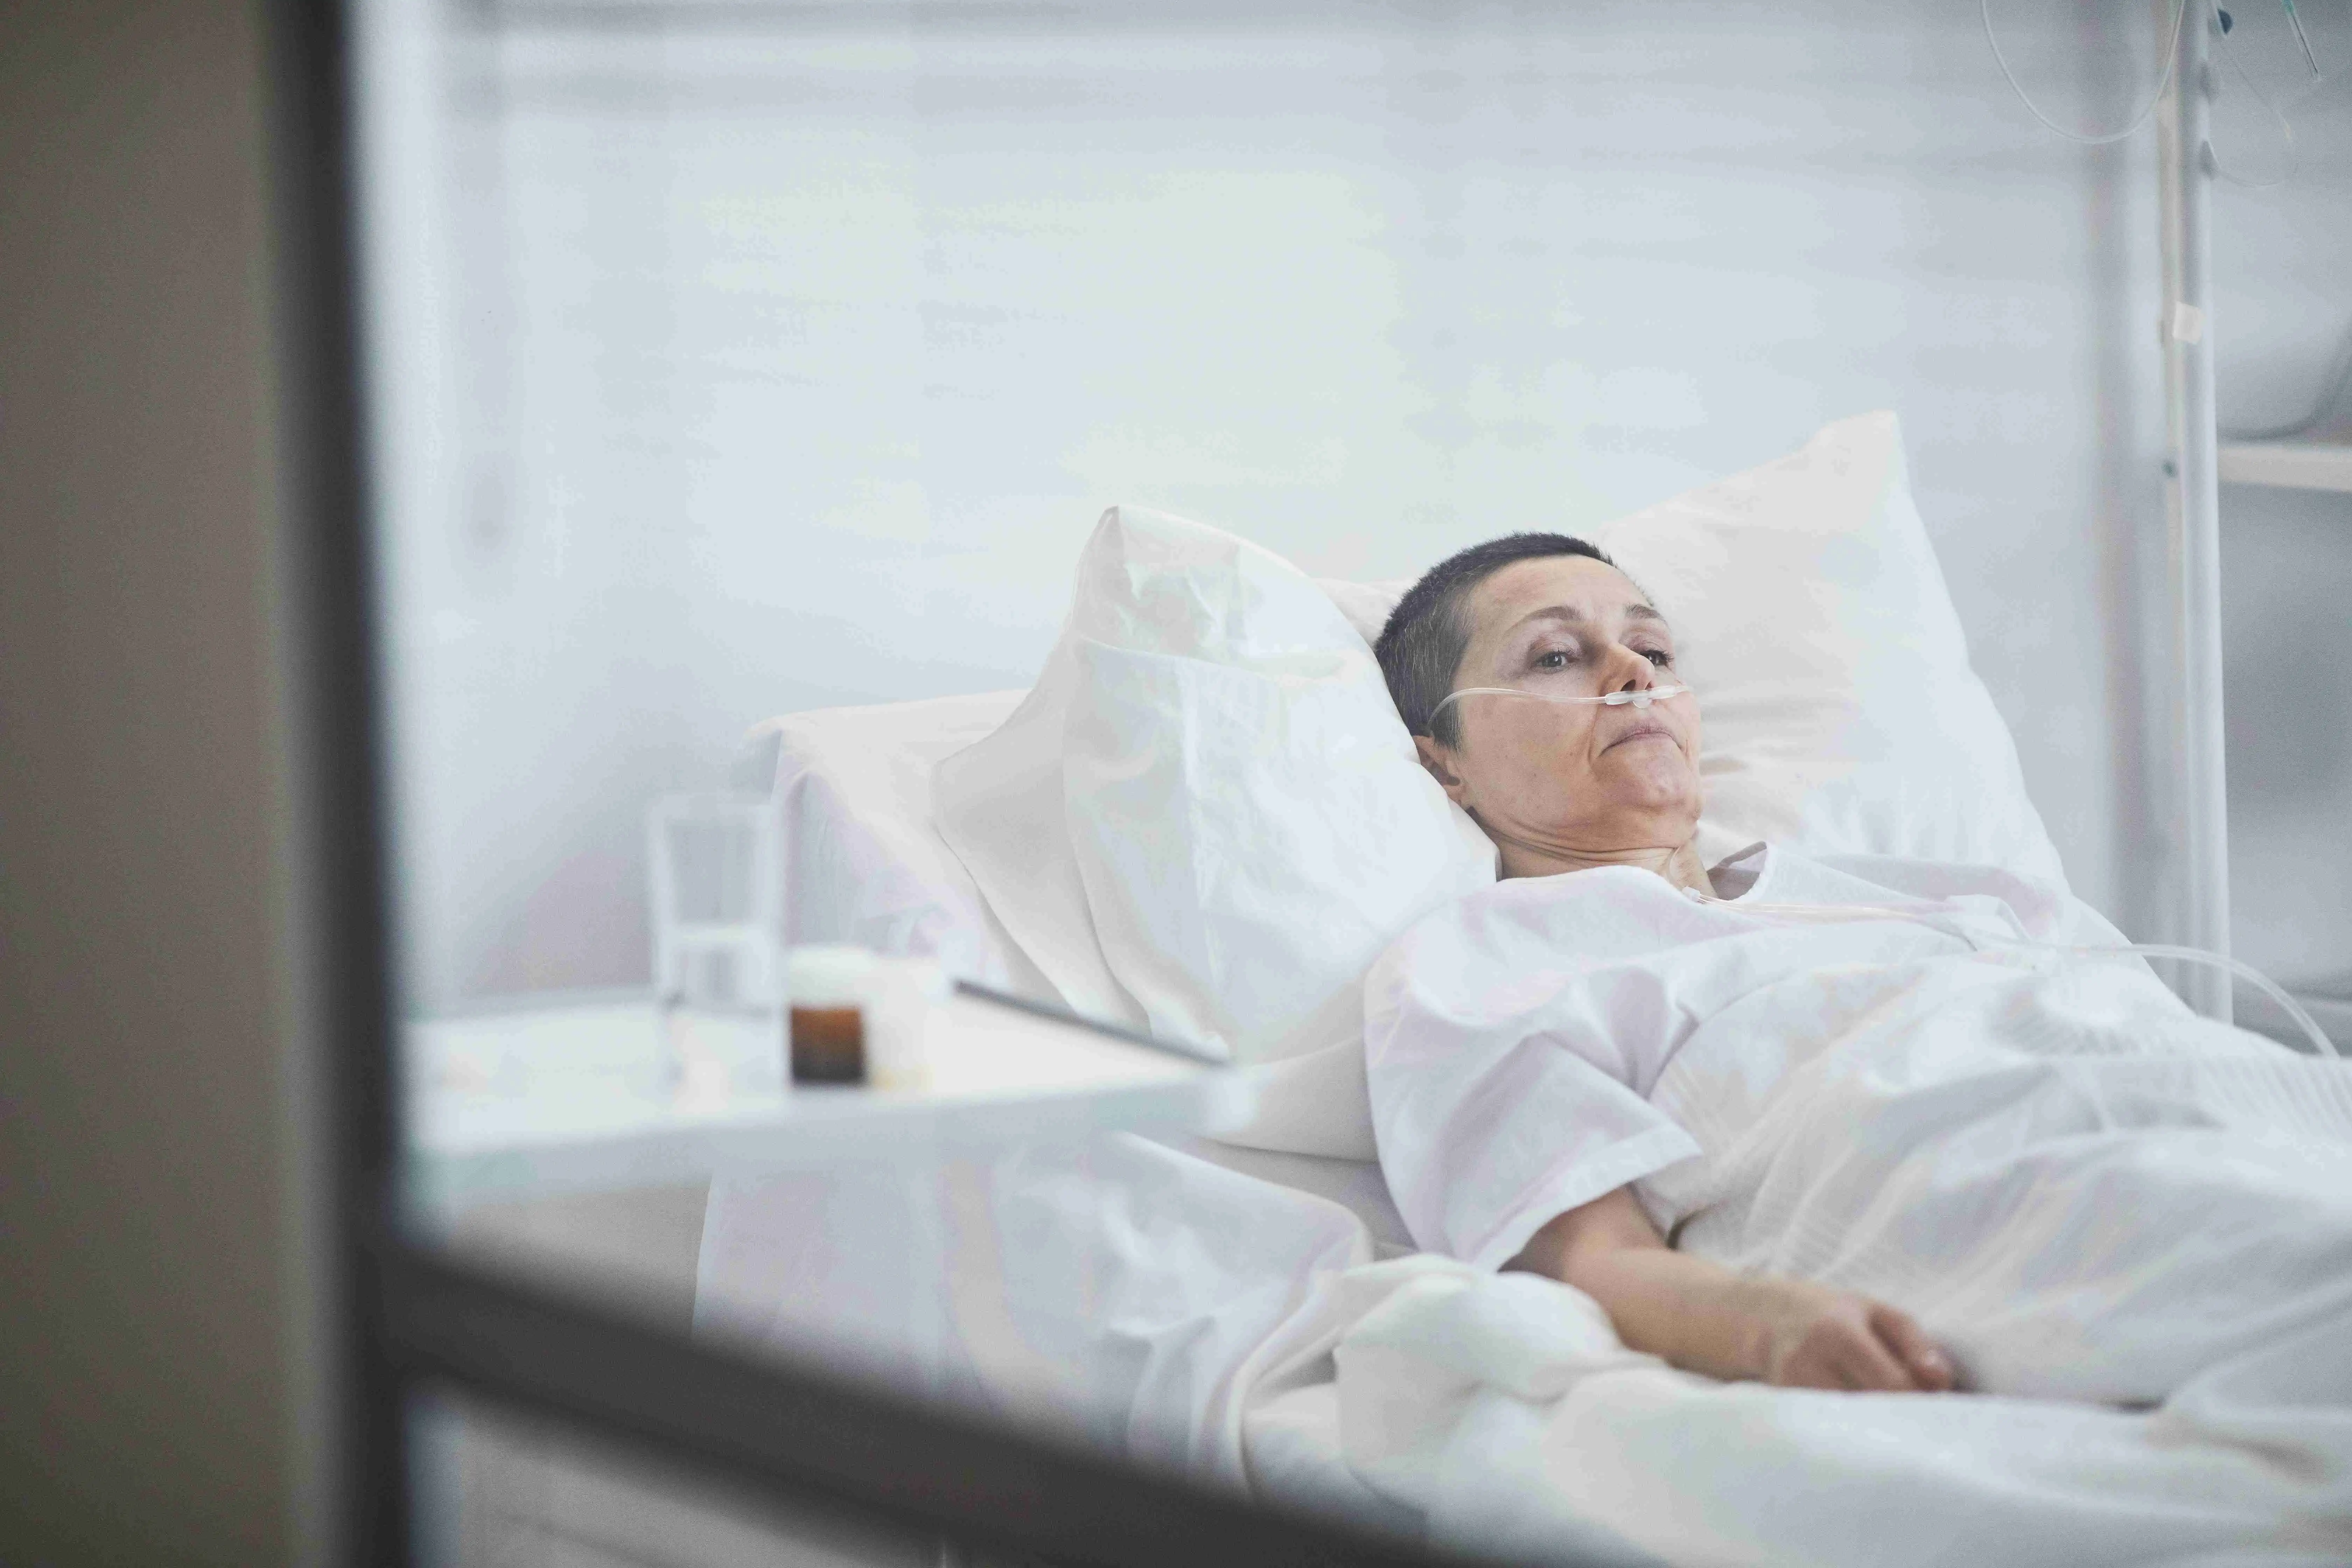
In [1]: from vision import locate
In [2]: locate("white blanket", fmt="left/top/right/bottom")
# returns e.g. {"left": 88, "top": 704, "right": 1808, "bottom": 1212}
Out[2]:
{"left": 1283, "top": 844, "right": 2352, "bottom": 1562}
{"left": 1242, "top": 1256, "right": 2352, "bottom": 1567}
{"left": 697, "top": 1132, "right": 1378, "bottom": 1484}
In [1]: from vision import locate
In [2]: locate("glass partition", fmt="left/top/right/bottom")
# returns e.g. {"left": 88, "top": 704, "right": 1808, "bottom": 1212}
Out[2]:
{"left": 332, "top": 2, "right": 2210, "bottom": 1563}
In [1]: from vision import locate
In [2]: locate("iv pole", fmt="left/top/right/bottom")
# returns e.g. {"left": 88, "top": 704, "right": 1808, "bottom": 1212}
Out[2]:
{"left": 2155, "top": 0, "right": 2233, "bottom": 1022}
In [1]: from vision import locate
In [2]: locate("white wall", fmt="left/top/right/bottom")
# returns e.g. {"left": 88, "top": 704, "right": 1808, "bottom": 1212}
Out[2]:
{"left": 360, "top": 0, "right": 2351, "bottom": 1008}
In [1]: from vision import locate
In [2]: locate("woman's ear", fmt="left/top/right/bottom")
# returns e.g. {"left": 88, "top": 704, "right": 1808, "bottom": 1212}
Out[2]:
{"left": 1414, "top": 735, "right": 1471, "bottom": 807}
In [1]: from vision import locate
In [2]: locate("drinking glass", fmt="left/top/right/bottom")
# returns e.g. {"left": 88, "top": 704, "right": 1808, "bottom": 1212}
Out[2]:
{"left": 646, "top": 791, "right": 783, "bottom": 1100}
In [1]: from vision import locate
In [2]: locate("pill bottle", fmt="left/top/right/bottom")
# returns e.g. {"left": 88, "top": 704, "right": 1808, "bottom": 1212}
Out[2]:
{"left": 786, "top": 945, "right": 875, "bottom": 1085}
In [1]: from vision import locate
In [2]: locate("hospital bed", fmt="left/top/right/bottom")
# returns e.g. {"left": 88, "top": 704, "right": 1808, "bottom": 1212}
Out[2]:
{"left": 694, "top": 411, "right": 2352, "bottom": 1567}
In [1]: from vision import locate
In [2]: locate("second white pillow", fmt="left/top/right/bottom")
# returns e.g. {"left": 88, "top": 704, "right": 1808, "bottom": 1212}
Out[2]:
{"left": 1060, "top": 506, "right": 1495, "bottom": 1064}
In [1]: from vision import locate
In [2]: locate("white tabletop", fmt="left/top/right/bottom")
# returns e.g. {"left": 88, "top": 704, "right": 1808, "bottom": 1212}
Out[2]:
{"left": 406, "top": 988, "right": 1245, "bottom": 1213}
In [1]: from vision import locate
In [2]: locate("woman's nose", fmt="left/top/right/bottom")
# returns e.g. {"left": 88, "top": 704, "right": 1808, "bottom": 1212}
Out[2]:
{"left": 1602, "top": 642, "right": 1656, "bottom": 693}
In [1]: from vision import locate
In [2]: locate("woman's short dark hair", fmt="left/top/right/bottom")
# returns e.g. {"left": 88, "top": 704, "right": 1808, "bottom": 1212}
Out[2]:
{"left": 1374, "top": 532, "right": 1618, "bottom": 746}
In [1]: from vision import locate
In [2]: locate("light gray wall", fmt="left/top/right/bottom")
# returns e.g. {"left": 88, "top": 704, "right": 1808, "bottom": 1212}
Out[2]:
{"left": 0, "top": 4, "right": 315, "bottom": 1566}
{"left": 360, "top": 2, "right": 2349, "bottom": 1004}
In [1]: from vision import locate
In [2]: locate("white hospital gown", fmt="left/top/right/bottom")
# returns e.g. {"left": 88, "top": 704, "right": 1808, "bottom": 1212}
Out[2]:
{"left": 1365, "top": 843, "right": 2352, "bottom": 1404}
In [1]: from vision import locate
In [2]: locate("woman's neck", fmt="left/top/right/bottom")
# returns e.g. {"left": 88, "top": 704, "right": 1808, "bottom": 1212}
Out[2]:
{"left": 1489, "top": 829, "right": 1710, "bottom": 895}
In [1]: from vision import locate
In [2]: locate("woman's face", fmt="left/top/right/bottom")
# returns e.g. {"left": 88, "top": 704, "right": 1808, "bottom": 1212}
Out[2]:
{"left": 1416, "top": 555, "right": 1703, "bottom": 863}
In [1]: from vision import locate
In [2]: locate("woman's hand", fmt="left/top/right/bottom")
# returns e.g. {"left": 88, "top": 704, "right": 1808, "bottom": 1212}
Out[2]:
{"left": 1507, "top": 1187, "right": 1957, "bottom": 1394}
{"left": 1745, "top": 1279, "right": 1955, "bottom": 1393}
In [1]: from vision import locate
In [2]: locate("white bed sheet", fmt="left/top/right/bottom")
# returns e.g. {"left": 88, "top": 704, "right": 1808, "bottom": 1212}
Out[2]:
{"left": 697, "top": 1130, "right": 1378, "bottom": 1488}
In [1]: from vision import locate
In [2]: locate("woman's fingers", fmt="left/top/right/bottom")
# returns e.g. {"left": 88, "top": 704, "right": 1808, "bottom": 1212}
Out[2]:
{"left": 1828, "top": 1318, "right": 1918, "bottom": 1392}
{"left": 1768, "top": 1294, "right": 1953, "bottom": 1393}
{"left": 1869, "top": 1303, "right": 1956, "bottom": 1392}
{"left": 1777, "top": 1309, "right": 1906, "bottom": 1391}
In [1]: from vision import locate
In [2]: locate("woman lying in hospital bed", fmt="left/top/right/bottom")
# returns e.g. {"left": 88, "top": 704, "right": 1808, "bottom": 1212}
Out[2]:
{"left": 711, "top": 416, "right": 2351, "bottom": 1561}
{"left": 1365, "top": 530, "right": 2352, "bottom": 1406}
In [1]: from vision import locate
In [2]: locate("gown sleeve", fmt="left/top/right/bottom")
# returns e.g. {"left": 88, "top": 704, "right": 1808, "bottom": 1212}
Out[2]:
{"left": 1363, "top": 889, "right": 1702, "bottom": 1270}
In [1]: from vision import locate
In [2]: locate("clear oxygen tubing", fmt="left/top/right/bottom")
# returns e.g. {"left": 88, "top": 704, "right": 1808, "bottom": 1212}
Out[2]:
{"left": 1676, "top": 886, "right": 2340, "bottom": 1059}
{"left": 1429, "top": 682, "right": 1692, "bottom": 730}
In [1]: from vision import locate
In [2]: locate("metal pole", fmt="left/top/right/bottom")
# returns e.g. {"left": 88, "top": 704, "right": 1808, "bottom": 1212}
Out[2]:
{"left": 2155, "top": 0, "right": 2232, "bottom": 1021}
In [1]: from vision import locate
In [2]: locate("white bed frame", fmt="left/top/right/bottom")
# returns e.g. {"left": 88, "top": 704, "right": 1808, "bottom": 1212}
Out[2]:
{"left": 2156, "top": 1, "right": 2232, "bottom": 1023}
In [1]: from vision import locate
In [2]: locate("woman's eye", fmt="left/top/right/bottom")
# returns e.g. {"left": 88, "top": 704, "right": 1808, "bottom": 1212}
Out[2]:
{"left": 1643, "top": 649, "right": 1674, "bottom": 668}
{"left": 1534, "top": 650, "right": 1571, "bottom": 670}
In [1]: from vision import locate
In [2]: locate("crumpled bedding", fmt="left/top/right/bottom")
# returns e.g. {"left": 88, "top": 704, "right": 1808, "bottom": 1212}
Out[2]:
{"left": 1245, "top": 1065, "right": 2352, "bottom": 1567}
{"left": 1236, "top": 847, "right": 2352, "bottom": 1565}
{"left": 1242, "top": 1249, "right": 2352, "bottom": 1568}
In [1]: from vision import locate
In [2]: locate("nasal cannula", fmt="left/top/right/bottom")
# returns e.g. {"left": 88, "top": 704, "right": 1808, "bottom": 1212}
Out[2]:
{"left": 1430, "top": 682, "right": 1692, "bottom": 727}
{"left": 1675, "top": 885, "right": 2339, "bottom": 1060}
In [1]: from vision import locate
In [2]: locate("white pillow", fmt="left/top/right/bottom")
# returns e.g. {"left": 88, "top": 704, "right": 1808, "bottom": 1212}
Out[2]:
{"left": 1593, "top": 411, "right": 2064, "bottom": 884}
{"left": 936, "top": 506, "right": 1496, "bottom": 1074}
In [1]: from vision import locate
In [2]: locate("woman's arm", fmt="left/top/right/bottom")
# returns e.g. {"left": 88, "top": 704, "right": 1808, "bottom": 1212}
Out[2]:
{"left": 1505, "top": 1186, "right": 1955, "bottom": 1393}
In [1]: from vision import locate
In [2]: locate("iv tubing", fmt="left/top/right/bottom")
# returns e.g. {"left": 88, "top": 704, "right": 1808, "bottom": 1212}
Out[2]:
{"left": 1981, "top": 0, "right": 2188, "bottom": 145}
